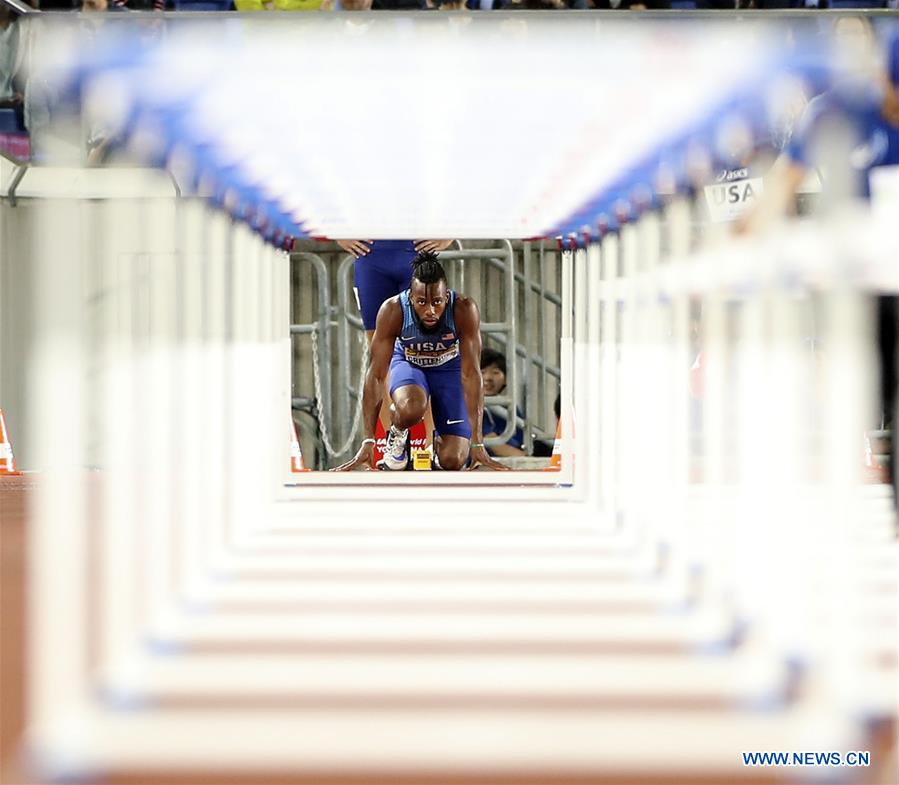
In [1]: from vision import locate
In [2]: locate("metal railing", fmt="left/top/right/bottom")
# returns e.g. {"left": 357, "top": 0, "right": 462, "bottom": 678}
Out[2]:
{"left": 0, "top": 0, "right": 35, "bottom": 16}
{"left": 440, "top": 242, "right": 520, "bottom": 450}
{"left": 288, "top": 252, "right": 331, "bottom": 468}
{"left": 480, "top": 241, "right": 563, "bottom": 454}
{"left": 335, "top": 250, "right": 362, "bottom": 455}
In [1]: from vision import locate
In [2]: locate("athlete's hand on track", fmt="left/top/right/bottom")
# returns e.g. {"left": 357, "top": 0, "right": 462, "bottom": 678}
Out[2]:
{"left": 331, "top": 443, "right": 375, "bottom": 471}
{"left": 466, "top": 445, "right": 510, "bottom": 471}
{"left": 336, "top": 240, "right": 373, "bottom": 258}
{"left": 413, "top": 240, "right": 454, "bottom": 253}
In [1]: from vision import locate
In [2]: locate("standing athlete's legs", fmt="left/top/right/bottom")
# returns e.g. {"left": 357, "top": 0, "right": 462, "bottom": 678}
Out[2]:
{"left": 353, "top": 246, "right": 410, "bottom": 332}
{"left": 355, "top": 250, "right": 410, "bottom": 431}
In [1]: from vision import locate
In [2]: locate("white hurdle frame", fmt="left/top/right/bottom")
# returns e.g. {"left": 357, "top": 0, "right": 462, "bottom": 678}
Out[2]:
{"left": 20, "top": 167, "right": 897, "bottom": 779}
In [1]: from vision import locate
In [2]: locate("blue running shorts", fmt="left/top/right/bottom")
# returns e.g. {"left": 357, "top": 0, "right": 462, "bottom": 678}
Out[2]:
{"left": 388, "top": 347, "right": 471, "bottom": 439}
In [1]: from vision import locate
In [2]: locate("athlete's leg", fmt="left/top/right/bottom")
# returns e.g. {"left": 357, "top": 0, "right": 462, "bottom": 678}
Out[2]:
{"left": 378, "top": 354, "right": 429, "bottom": 470}
{"left": 427, "top": 366, "right": 471, "bottom": 471}
{"left": 388, "top": 350, "right": 430, "bottom": 428}
{"left": 434, "top": 435, "right": 470, "bottom": 471}
{"left": 422, "top": 396, "right": 436, "bottom": 442}
{"left": 390, "top": 384, "right": 428, "bottom": 430}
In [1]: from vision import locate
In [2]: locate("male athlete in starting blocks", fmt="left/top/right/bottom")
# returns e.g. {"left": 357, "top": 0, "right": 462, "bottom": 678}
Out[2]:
{"left": 336, "top": 251, "right": 508, "bottom": 472}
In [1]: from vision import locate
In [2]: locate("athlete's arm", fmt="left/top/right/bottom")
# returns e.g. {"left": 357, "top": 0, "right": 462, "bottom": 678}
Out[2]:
{"left": 455, "top": 297, "right": 509, "bottom": 471}
{"left": 333, "top": 298, "right": 402, "bottom": 471}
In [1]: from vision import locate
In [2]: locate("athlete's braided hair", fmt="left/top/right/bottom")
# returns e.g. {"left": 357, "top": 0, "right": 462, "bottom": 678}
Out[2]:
{"left": 410, "top": 250, "right": 447, "bottom": 286}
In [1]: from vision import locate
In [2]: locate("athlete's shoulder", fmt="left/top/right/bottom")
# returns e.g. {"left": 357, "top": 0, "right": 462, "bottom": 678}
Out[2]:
{"left": 452, "top": 294, "right": 480, "bottom": 331}
{"left": 453, "top": 292, "right": 479, "bottom": 309}
{"left": 374, "top": 295, "right": 404, "bottom": 332}
{"left": 379, "top": 294, "right": 404, "bottom": 315}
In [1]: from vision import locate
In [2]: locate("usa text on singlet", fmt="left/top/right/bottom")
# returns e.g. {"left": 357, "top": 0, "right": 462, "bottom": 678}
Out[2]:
{"left": 396, "top": 289, "right": 461, "bottom": 368}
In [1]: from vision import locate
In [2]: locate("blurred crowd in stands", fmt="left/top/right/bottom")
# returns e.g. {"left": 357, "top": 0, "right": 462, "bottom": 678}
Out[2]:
{"left": 0, "top": 0, "right": 897, "bottom": 21}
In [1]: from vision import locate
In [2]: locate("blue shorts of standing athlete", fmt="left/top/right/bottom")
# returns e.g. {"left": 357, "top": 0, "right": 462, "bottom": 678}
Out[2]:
{"left": 352, "top": 240, "right": 418, "bottom": 331}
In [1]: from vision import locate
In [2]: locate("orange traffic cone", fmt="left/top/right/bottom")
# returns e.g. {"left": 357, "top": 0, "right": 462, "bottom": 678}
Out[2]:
{"left": 0, "top": 408, "right": 22, "bottom": 476}
{"left": 544, "top": 420, "right": 562, "bottom": 472}
{"left": 290, "top": 417, "right": 311, "bottom": 472}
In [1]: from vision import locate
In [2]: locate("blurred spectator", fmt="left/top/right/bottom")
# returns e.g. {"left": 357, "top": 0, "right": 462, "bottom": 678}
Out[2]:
{"left": 831, "top": 15, "right": 879, "bottom": 87}
{"left": 753, "top": 31, "right": 896, "bottom": 217}
{"left": 481, "top": 348, "right": 526, "bottom": 457}
{"left": 371, "top": 0, "right": 427, "bottom": 7}
{"left": 747, "top": 31, "right": 899, "bottom": 506}
{"left": 112, "top": 0, "right": 167, "bottom": 13}
{"left": 332, "top": 0, "right": 373, "bottom": 8}
{"left": 274, "top": 0, "right": 326, "bottom": 8}
{"left": 0, "top": 6, "right": 24, "bottom": 120}
{"left": 506, "top": 0, "right": 565, "bottom": 7}
{"left": 593, "top": 0, "right": 671, "bottom": 7}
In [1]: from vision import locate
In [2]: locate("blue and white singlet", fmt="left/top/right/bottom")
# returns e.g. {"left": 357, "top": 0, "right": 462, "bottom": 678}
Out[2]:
{"left": 394, "top": 289, "right": 460, "bottom": 370}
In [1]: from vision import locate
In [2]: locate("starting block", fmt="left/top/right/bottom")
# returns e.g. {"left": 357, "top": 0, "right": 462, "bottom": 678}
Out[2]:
{"left": 373, "top": 420, "right": 430, "bottom": 470}
{"left": 412, "top": 447, "right": 433, "bottom": 471}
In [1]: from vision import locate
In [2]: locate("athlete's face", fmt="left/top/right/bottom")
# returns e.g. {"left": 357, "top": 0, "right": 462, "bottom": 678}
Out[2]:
{"left": 481, "top": 363, "right": 506, "bottom": 396}
{"left": 410, "top": 279, "right": 448, "bottom": 331}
